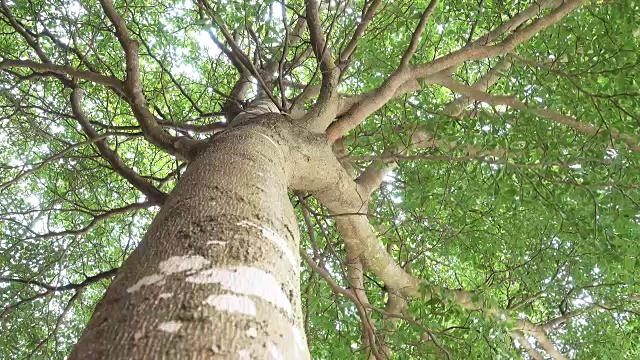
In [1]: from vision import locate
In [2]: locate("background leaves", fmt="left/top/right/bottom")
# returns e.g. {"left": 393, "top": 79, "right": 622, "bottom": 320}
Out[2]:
{"left": 1, "top": 0, "right": 639, "bottom": 358}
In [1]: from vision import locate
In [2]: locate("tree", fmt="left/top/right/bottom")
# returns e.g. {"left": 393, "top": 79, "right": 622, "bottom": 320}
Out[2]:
{"left": 1, "top": 0, "right": 639, "bottom": 358}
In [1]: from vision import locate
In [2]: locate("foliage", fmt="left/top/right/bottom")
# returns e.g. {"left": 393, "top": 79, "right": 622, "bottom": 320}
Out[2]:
{"left": 1, "top": 0, "right": 639, "bottom": 358}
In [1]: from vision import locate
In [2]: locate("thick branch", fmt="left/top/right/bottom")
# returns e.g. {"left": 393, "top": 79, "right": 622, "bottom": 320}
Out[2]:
{"left": 290, "top": 84, "right": 321, "bottom": 119}
{"left": 0, "top": 60, "right": 122, "bottom": 90}
{"left": 223, "top": 72, "right": 252, "bottom": 122}
{"left": 326, "top": 0, "right": 585, "bottom": 142}
{"left": 443, "top": 57, "right": 512, "bottom": 117}
{"left": 305, "top": 0, "right": 336, "bottom": 78}
{"left": 301, "top": 0, "right": 340, "bottom": 132}
{"left": 338, "top": 0, "right": 383, "bottom": 67}
{"left": 71, "top": 88, "right": 167, "bottom": 204}
{"left": 510, "top": 332, "right": 544, "bottom": 360}
{"left": 99, "top": 0, "right": 196, "bottom": 159}
{"left": 307, "top": 148, "right": 573, "bottom": 359}
{"left": 432, "top": 76, "right": 640, "bottom": 152}
{"left": 399, "top": 0, "right": 438, "bottom": 69}
{"left": 530, "top": 332, "right": 568, "bottom": 360}
{"left": 325, "top": 70, "right": 409, "bottom": 142}
{"left": 412, "top": 0, "right": 585, "bottom": 78}
{"left": 356, "top": 160, "right": 397, "bottom": 196}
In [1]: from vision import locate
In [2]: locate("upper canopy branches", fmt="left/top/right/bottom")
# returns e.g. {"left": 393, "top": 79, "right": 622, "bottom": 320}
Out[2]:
{"left": 1, "top": 0, "right": 640, "bottom": 358}
{"left": 0, "top": 0, "right": 606, "bottom": 148}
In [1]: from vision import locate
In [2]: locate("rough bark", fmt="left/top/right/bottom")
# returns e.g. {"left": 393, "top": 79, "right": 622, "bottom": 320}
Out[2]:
{"left": 70, "top": 115, "right": 312, "bottom": 359}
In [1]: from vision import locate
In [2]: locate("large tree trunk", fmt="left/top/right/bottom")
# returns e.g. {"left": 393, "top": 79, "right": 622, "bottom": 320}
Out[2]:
{"left": 70, "top": 115, "right": 311, "bottom": 359}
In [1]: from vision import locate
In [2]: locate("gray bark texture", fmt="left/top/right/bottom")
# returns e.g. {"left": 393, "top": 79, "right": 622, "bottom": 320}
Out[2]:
{"left": 70, "top": 114, "right": 319, "bottom": 359}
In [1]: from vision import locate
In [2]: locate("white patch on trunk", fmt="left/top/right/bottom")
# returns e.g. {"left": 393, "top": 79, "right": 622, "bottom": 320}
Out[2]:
{"left": 127, "top": 273, "right": 165, "bottom": 293}
{"left": 267, "top": 342, "right": 284, "bottom": 360}
{"left": 206, "top": 240, "right": 227, "bottom": 246}
{"left": 238, "top": 348, "right": 252, "bottom": 360}
{"left": 246, "top": 327, "right": 258, "bottom": 338}
{"left": 237, "top": 221, "right": 297, "bottom": 272}
{"left": 292, "top": 326, "right": 307, "bottom": 353}
{"left": 158, "top": 292, "right": 173, "bottom": 299}
{"left": 159, "top": 255, "right": 210, "bottom": 274}
{"left": 205, "top": 294, "right": 257, "bottom": 317}
{"left": 158, "top": 320, "right": 182, "bottom": 333}
{"left": 186, "top": 266, "right": 293, "bottom": 317}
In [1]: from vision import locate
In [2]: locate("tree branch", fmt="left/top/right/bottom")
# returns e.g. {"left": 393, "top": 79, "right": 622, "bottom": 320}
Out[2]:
{"left": 355, "top": 160, "right": 397, "bottom": 197}
{"left": 70, "top": 88, "right": 167, "bottom": 204}
{"left": 0, "top": 268, "right": 118, "bottom": 320}
{"left": 307, "top": 145, "right": 577, "bottom": 359}
{"left": 345, "top": 240, "right": 382, "bottom": 359}
{"left": 443, "top": 57, "right": 512, "bottom": 117}
{"left": 338, "top": 0, "right": 383, "bottom": 67}
{"left": 0, "top": 134, "right": 111, "bottom": 192}
{"left": 509, "top": 331, "right": 544, "bottom": 360}
{"left": 326, "top": 0, "right": 585, "bottom": 142}
{"left": 300, "top": 249, "right": 381, "bottom": 359}
{"left": 25, "top": 201, "right": 153, "bottom": 240}
{"left": 412, "top": 0, "right": 585, "bottom": 78}
{"left": 432, "top": 75, "right": 640, "bottom": 152}
{"left": 99, "top": 0, "right": 197, "bottom": 159}
{"left": 300, "top": 0, "right": 341, "bottom": 132}
{"left": 399, "top": 0, "right": 438, "bottom": 69}
{"left": 530, "top": 332, "right": 568, "bottom": 360}
{"left": 196, "top": 0, "right": 282, "bottom": 112}
{"left": 0, "top": 60, "right": 122, "bottom": 90}
{"left": 0, "top": 268, "right": 117, "bottom": 293}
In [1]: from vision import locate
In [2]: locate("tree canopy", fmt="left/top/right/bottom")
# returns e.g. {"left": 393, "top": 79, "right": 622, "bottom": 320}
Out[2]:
{"left": 1, "top": 0, "right": 639, "bottom": 358}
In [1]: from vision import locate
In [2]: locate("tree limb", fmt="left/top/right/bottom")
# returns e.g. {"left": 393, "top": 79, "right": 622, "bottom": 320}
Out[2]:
{"left": 0, "top": 268, "right": 117, "bottom": 294}
{"left": 399, "top": 0, "right": 438, "bottom": 69}
{"left": 326, "top": 0, "right": 585, "bottom": 142}
{"left": 25, "top": 201, "right": 153, "bottom": 240}
{"left": 70, "top": 88, "right": 167, "bottom": 204}
{"left": 0, "top": 60, "right": 122, "bottom": 90}
{"left": 338, "top": 0, "right": 383, "bottom": 67}
{"left": 196, "top": 0, "right": 282, "bottom": 112}
{"left": 0, "top": 268, "right": 118, "bottom": 320}
{"left": 301, "top": 0, "right": 341, "bottom": 132}
{"left": 509, "top": 331, "right": 544, "bottom": 360}
{"left": 0, "top": 134, "right": 111, "bottom": 192}
{"left": 432, "top": 75, "right": 640, "bottom": 152}
{"left": 99, "top": 0, "right": 197, "bottom": 159}
{"left": 443, "top": 57, "right": 512, "bottom": 117}
{"left": 530, "top": 332, "right": 568, "bottom": 360}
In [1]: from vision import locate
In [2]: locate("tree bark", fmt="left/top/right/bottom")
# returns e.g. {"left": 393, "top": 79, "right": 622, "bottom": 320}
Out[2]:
{"left": 70, "top": 115, "right": 310, "bottom": 359}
